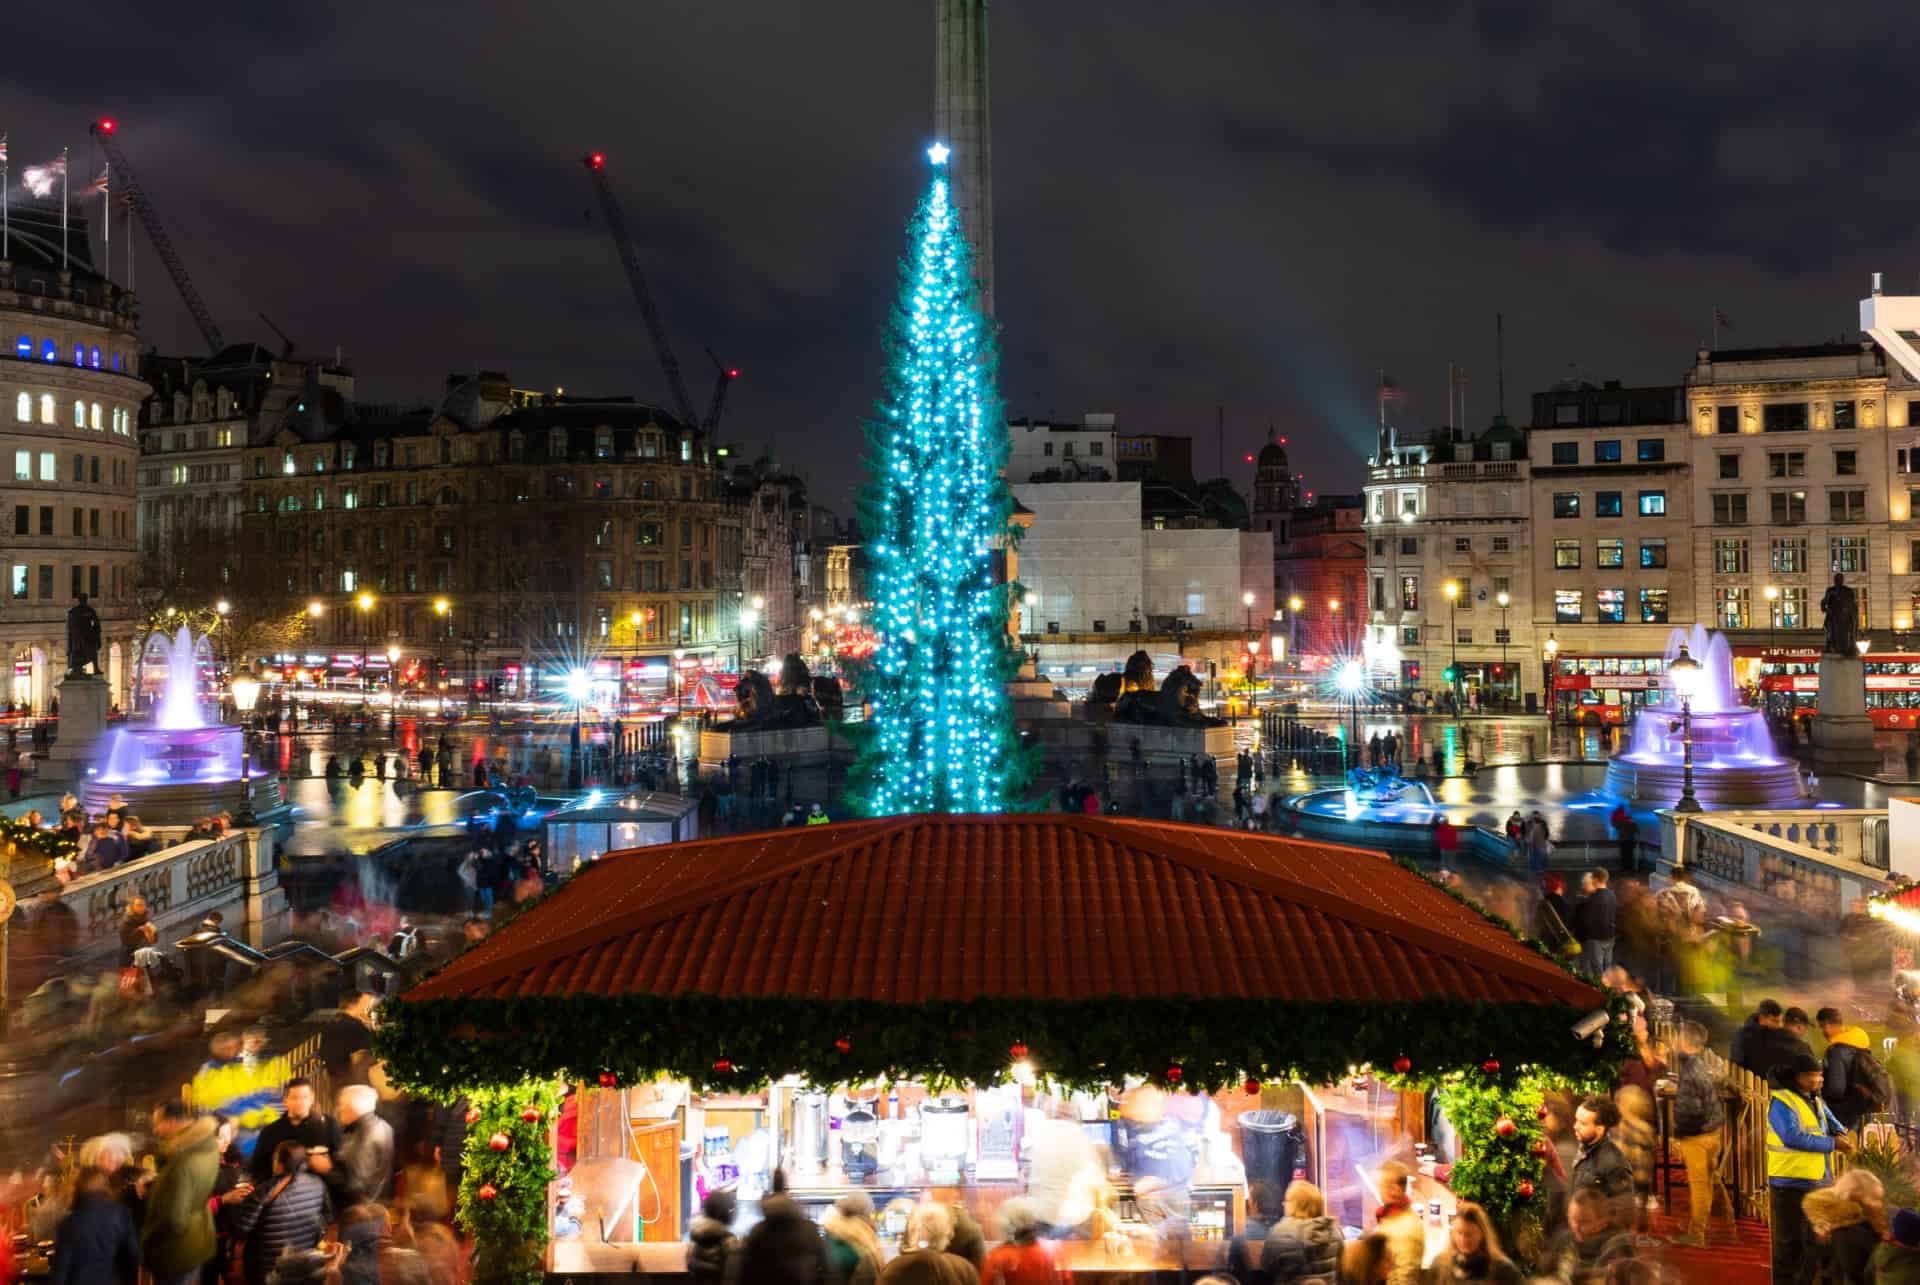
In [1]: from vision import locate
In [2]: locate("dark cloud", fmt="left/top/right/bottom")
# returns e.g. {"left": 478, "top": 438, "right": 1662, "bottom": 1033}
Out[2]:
{"left": 5, "top": 1, "right": 1917, "bottom": 511}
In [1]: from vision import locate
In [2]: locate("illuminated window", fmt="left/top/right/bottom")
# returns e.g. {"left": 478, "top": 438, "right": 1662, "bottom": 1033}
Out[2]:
{"left": 1715, "top": 538, "right": 1749, "bottom": 574}
{"left": 1637, "top": 490, "right": 1667, "bottom": 516}
{"left": 40, "top": 340, "right": 56, "bottom": 363}
{"left": 1770, "top": 537, "right": 1806, "bottom": 574}
{"left": 38, "top": 452, "right": 54, "bottom": 482}
{"left": 1597, "top": 539, "right": 1624, "bottom": 568}
{"left": 72, "top": 401, "right": 84, "bottom": 429}
{"left": 1595, "top": 491, "right": 1622, "bottom": 518}
{"left": 282, "top": 452, "right": 296, "bottom": 475}
{"left": 13, "top": 393, "right": 27, "bottom": 423}
{"left": 1639, "top": 589, "right": 1668, "bottom": 623}
{"left": 1554, "top": 589, "right": 1582, "bottom": 622}
{"left": 72, "top": 344, "right": 83, "bottom": 367}
{"left": 1554, "top": 540, "right": 1580, "bottom": 569}
{"left": 1639, "top": 539, "right": 1667, "bottom": 568}
{"left": 1597, "top": 588, "right": 1625, "bottom": 623}
{"left": 13, "top": 335, "right": 28, "bottom": 359}
{"left": 88, "top": 346, "right": 101, "bottom": 369}
{"left": 1715, "top": 586, "right": 1750, "bottom": 629}
{"left": 89, "top": 403, "right": 102, "bottom": 431}
{"left": 1552, "top": 493, "right": 1580, "bottom": 518}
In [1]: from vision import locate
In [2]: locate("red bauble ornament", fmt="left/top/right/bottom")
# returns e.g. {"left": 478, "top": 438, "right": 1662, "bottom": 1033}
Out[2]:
{"left": 1516, "top": 1180, "right": 1535, "bottom": 1199}
{"left": 1391, "top": 1056, "right": 1412, "bottom": 1075}
{"left": 1494, "top": 1115, "right": 1517, "bottom": 1138}
{"left": 1533, "top": 1139, "right": 1553, "bottom": 1157}
{"left": 834, "top": 1036, "right": 852, "bottom": 1054}
{"left": 712, "top": 1058, "right": 733, "bottom": 1075}
{"left": 463, "top": 1107, "right": 481, "bottom": 1125}
{"left": 521, "top": 1106, "right": 542, "bottom": 1124}
{"left": 1244, "top": 1079, "right": 1262, "bottom": 1096}
{"left": 1536, "top": 1104, "right": 1550, "bottom": 1120}
{"left": 597, "top": 1072, "right": 618, "bottom": 1088}
{"left": 1480, "top": 1058, "right": 1501, "bottom": 1075}
{"left": 1166, "top": 1065, "right": 1184, "bottom": 1083}
{"left": 477, "top": 1183, "right": 498, "bottom": 1202}
{"left": 488, "top": 1132, "right": 511, "bottom": 1152}
{"left": 1009, "top": 1042, "right": 1029, "bottom": 1060}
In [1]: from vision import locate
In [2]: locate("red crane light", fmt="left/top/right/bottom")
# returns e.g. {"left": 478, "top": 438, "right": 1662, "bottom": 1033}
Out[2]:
{"left": 97, "top": 118, "right": 116, "bottom": 134}
{"left": 727, "top": 368, "right": 739, "bottom": 379}
{"left": 587, "top": 151, "right": 605, "bottom": 169}
{"left": 1243, "top": 453, "right": 1254, "bottom": 463}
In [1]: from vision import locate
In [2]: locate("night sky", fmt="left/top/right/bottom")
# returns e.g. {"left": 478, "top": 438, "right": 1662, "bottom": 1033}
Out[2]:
{"left": 6, "top": 2, "right": 1915, "bottom": 514}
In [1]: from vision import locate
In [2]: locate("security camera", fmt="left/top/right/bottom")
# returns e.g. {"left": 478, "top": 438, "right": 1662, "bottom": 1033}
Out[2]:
{"left": 1572, "top": 1010, "right": 1609, "bottom": 1042}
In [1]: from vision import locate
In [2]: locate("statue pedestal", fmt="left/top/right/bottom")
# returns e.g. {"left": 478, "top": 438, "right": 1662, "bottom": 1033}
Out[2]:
{"left": 1811, "top": 655, "right": 1882, "bottom": 773}
{"left": 696, "top": 724, "right": 843, "bottom": 808}
{"left": 45, "top": 673, "right": 111, "bottom": 782}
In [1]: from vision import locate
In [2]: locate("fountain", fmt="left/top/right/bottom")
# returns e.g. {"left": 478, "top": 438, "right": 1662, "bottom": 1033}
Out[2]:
{"left": 1602, "top": 624, "right": 1804, "bottom": 806}
{"left": 82, "top": 627, "right": 280, "bottom": 821}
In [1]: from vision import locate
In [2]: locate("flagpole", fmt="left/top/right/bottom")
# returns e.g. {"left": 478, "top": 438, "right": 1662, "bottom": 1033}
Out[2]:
{"left": 60, "top": 146, "right": 68, "bottom": 272}
{"left": 2, "top": 134, "right": 9, "bottom": 262}
{"left": 101, "top": 163, "right": 109, "bottom": 283}
{"left": 1711, "top": 307, "right": 1718, "bottom": 352}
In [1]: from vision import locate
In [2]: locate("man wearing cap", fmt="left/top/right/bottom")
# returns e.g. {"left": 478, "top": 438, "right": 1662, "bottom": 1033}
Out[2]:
{"left": 1768, "top": 1051, "right": 1853, "bottom": 1285}
{"left": 1871, "top": 1208, "right": 1920, "bottom": 1282}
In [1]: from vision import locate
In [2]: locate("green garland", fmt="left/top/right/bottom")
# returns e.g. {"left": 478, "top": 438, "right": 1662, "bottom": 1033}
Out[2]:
{"left": 1, "top": 815, "right": 79, "bottom": 861}
{"left": 457, "top": 1081, "right": 564, "bottom": 1285}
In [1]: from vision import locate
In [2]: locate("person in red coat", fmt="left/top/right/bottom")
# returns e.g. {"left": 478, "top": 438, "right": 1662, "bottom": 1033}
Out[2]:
{"left": 1431, "top": 816, "right": 1459, "bottom": 857}
{"left": 982, "top": 1198, "right": 1063, "bottom": 1285}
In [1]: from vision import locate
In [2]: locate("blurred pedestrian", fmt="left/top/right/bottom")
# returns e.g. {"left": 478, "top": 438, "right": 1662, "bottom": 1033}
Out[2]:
{"left": 48, "top": 1168, "right": 139, "bottom": 1285}
{"left": 1802, "top": 1168, "right": 1885, "bottom": 1285}
{"left": 1423, "top": 1201, "right": 1520, "bottom": 1285}
{"left": 1536, "top": 1189, "right": 1632, "bottom": 1284}
{"left": 230, "top": 1143, "right": 329, "bottom": 1285}
{"left": 877, "top": 1202, "right": 980, "bottom": 1285}
{"left": 1767, "top": 1051, "right": 1853, "bottom": 1285}
{"left": 688, "top": 1189, "right": 740, "bottom": 1285}
{"left": 981, "top": 1197, "right": 1062, "bottom": 1285}
{"left": 140, "top": 1100, "right": 220, "bottom": 1285}
{"left": 735, "top": 1170, "right": 830, "bottom": 1285}
{"left": 823, "top": 1190, "right": 880, "bottom": 1285}
{"left": 1668, "top": 1021, "right": 1731, "bottom": 1246}
{"left": 1260, "top": 1180, "right": 1339, "bottom": 1284}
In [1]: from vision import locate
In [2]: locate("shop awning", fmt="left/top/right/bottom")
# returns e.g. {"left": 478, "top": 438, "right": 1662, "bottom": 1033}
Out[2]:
{"left": 381, "top": 814, "right": 1614, "bottom": 1094}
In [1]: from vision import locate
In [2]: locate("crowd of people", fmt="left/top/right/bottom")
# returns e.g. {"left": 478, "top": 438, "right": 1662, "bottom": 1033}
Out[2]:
{"left": 1, "top": 995, "right": 468, "bottom": 1284}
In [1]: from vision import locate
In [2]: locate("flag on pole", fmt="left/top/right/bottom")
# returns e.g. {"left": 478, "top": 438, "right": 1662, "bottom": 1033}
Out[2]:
{"left": 82, "top": 167, "right": 108, "bottom": 197}
{"left": 20, "top": 155, "right": 63, "bottom": 198}
{"left": 1714, "top": 308, "right": 1734, "bottom": 331}
{"left": 60, "top": 145, "right": 68, "bottom": 271}
{"left": 1, "top": 133, "right": 8, "bottom": 261}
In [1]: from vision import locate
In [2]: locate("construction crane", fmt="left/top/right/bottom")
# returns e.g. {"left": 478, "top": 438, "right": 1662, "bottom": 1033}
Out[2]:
{"left": 88, "top": 118, "right": 226, "bottom": 354}
{"left": 582, "top": 151, "right": 699, "bottom": 429}
{"left": 702, "top": 346, "right": 737, "bottom": 434}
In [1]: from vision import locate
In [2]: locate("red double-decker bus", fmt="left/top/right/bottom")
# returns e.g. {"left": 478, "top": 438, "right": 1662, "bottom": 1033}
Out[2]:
{"left": 1759, "top": 651, "right": 1920, "bottom": 730}
{"left": 1548, "top": 653, "right": 1670, "bottom": 726}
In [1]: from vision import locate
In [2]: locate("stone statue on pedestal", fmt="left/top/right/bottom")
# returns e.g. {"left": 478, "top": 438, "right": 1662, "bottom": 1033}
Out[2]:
{"left": 65, "top": 595, "right": 102, "bottom": 677}
{"left": 1820, "top": 573, "right": 1860, "bottom": 656}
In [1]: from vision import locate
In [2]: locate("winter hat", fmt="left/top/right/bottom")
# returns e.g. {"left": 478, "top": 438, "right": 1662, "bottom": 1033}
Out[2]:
{"left": 835, "top": 1190, "right": 874, "bottom": 1219}
{"left": 701, "top": 1189, "right": 738, "bottom": 1224}
{"left": 1892, "top": 1208, "right": 1920, "bottom": 1249}
{"left": 1778, "top": 1051, "right": 1822, "bottom": 1079}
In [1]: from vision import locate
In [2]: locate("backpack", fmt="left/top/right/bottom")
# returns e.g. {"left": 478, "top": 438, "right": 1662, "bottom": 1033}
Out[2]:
{"left": 1853, "top": 1047, "right": 1894, "bottom": 1113}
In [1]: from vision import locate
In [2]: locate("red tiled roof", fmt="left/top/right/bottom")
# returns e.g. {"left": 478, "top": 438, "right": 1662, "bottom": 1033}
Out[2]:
{"left": 405, "top": 814, "right": 1597, "bottom": 1010}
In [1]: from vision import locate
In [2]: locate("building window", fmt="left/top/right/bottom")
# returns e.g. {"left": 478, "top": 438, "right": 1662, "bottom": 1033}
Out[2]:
{"left": 1552, "top": 493, "right": 1580, "bottom": 518}
{"left": 1594, "top": 440, "right": 1621, "bottom": 463}
{"left": 680, "top": 437, "right": 693, "bottom": 462}
{"left": 1770, "top": 537, "right": 1807, "bottom": 574}
{"left": 8, "top": 565, "right": 22, "bottom": 600}
{"left": 1716, "top": 405, "right": 1739, "bottom": 434}
{"left": 1554, "top": 540, "right": 1581, "bottom": 569}
{"left": 1401, "top": 626, "right": 1420, "bottom": 645}
{"left": 37, "top": 452, "right": 53, "bottom": 482}
{"left": 1715, "top": 586, "right": 1750, "bottom": 628}
{"left": 1595, "top": 492, "right": 1623, "bottom": 518}
{"left": 1767, "top": 450, "right": 1804, "bottom": 478}
{"left": 36, "top": 565, "right": 51, "bottom": 599}
{"left": 1640, "top": 539, "right": 1667, "bottom": 568}
{"left": 39, "top": 339, "right": 55, "bottom": 363}
{"left": 1833, "top": 400, "right": 1857, "bottom": 429}
{"left": 1829, "top": 490, "right": 1867, "bottom": 523}
{"left": 1763, "top": 403, "right": 1809, "bottom": 433}
{"left": 1597, "top": 538, "right": 1624, "bottom": 568}
{"left": 1400, "top": 576, "right": 1419, "bottom": 611}
{"left": 1399, "top": 536, "right": 1418, "bottom": 556}
{"left": 1597, "top": 588, "right": 1626, "bottom": 623}
{"left": 1778, "top": 586, "right": 1809, "bottom": 629}
{"left": 1454, "top": 627, "right": 1472, "bottom": 645}
{"left": 1771, "top": 490, "right": 1807, "bottom": 524}
{"left": 595, "top": 428, "right": 613, "bottom": 459}
{"left": 1640, "top": 588, "right": 1669, "bottom": 623}
{"left": 1834, "top": 449, "right": 1857, "bottom": 476}
{"left": 1492, "top": 536, "right": 1510, "bottom": 553}
{"left": 38, "top": 394, "right": 53, "bottom": 425}
{"left": 1551, "top": 442, "right": 1577, "bottom": 465}
{"left": 1831, "top": 535, "right": 1868, "bottom": 574}
{"left": 1714, "top": 538, "right": 1749, "bottom": 574}
{"left": 1042, "top": 441, "right": 1053, "bottom": 457}
{"left": 1554, "top": 590, "right": 1582, "bottom": 622}
{"left": 1494, "top": 628, "right": 1511, "bottom": 644}
{"left": 595, "top": 560, "right": 614, "bottom": 591}
{"left": 1711, "top": 492, "right": 1748, "bottom": 524}
{"left": 1636, "top": 439, "right": 1665, "bottom": 463}
{"left": 1638, "top": 490, "right": 1667, "bottom": 516}
{"left": 1453, "top": 537, "right": 1471, "bottom": 553}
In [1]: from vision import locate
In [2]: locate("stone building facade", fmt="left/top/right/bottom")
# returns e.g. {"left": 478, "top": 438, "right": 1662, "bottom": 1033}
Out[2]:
{"left": 0, "top": 207, "right": 146, "bottom": 711}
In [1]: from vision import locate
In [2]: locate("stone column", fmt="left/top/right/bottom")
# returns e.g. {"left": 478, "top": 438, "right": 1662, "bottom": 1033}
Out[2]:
{"left": 1811, "top": 655, "right": 1881, "bottom": 773}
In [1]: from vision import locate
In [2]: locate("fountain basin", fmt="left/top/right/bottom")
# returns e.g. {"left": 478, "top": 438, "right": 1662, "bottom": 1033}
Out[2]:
{"left": 1602, "top": 755, "right": 1805, "bottom": 806}
{"left": 83, "top": 725, "right": 283, "bottom": 823}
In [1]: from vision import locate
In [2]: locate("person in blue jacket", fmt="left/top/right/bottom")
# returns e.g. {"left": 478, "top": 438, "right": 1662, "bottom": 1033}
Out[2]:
{"left": 1768, "top": 1051, "right": 1855, "bottom": 1285}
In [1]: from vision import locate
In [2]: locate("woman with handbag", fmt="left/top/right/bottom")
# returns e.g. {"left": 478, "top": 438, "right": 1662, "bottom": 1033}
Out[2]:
{"left": 226, "top": 1142, "right": 330, "bottom": 1285}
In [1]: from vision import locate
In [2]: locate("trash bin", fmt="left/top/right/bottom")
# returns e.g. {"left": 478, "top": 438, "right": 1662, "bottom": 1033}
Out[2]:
{"left": 1238, "top": 1109, "right": 1303, "bottom": 1191}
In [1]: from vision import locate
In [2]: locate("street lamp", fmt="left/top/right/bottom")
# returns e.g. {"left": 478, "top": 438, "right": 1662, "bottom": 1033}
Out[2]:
{"left": 1443, "top": 581, "right": 1461, "bottom": 715}
{"left": 1242, "top": 590, "right": 1255, "bottom": 634}
{"left": 566, "top": 666, "right": 591, "bottom": 790}
{"left": 1336, "top": 659, "right": 1365, "bottom": 765}
{"left": 1246, "top": 637, "right": 1262, "bottom": 703}
{"left": 231, "top": 674, "right": 261, "bottom": 826}
{"left": 1543, "top": 634, "right": 1559, "bottom": 726}
{"left": 1668, "top": 642, "right": 1703, "bottom": 813}
{"left": 1496, "top": 590, "right": 1511, "bottom": 709}
{"left": 738, "top": 602, "right": 761, "bottom": 674}
{"left": 355, "top": 593, "right": 376, "bottom": 695}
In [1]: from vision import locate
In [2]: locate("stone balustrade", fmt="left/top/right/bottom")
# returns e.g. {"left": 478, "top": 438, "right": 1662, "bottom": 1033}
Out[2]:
{"left": 5, "top": 827, "right": 287, "bottom": 987}
{"left": 1662, "top": 808, "right": 1891, "bottom": 921}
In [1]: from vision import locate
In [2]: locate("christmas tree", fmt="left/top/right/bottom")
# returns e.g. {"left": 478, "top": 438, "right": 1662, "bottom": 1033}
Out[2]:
{"left": 851, "top": 144, "right": 1025, "bottom": 814}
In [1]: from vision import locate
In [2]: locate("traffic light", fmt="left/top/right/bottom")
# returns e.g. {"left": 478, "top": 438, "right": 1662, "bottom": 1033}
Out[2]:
{"left": 1443, "top": 665, "right": 1458, "bottom": 683}
{"left": 1406, "top": 663, "right": 1420, "bottom": 682}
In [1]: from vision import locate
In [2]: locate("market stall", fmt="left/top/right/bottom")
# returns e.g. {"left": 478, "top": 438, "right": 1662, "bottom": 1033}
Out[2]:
{"left": 378, "top": 814, "right": 1622, "bottom": 1283}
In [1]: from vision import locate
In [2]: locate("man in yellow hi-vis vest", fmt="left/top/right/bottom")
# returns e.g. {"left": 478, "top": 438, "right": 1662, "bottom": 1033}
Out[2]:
{"left": 1769, "top": 1051, "right": 1853, "bottom": 1285}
